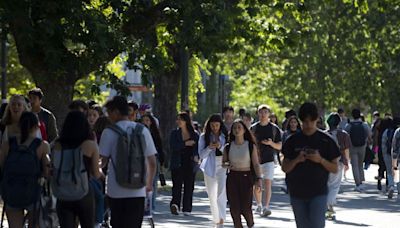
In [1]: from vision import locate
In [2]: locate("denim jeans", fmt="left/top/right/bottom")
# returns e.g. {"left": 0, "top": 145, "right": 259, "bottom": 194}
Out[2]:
{"left": 382, "top": 152, "right": 394, "bottom": 188}
{"left": 152, "top": 162, "right": 159, "bottom": 210}
{"left": 290, "top": 194, "right": 327, "bottom": 228}
{"left": 90, "top": 178, "right": 105, "bottom": 224}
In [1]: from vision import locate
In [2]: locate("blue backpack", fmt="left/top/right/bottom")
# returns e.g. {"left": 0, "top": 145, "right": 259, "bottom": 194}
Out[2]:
{"left": 1, "top": 137, "right": 42, "bottom": 208}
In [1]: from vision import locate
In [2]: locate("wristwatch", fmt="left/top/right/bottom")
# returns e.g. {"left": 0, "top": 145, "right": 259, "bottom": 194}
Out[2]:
{"left": 394, "top": 167, "right": 398, "bottom": 170}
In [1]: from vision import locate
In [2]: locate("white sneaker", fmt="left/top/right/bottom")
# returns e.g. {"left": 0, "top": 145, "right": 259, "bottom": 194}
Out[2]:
{"left": 215, "top": 224, "right": 224, "bottom": 228}
{"left": 359, "top": 184, "right": 366, "bottom": 190}
{"left": 183, "top": 211, "right": 191, "bottom": 216}
{"left": 261, "top": 207, "right": 272, "bottom": 217}
{"left": 255, "top": 205, "right": 262, "bottom": 214}
{"left": 354, "top": 186, "right": 364, "bottom": 193}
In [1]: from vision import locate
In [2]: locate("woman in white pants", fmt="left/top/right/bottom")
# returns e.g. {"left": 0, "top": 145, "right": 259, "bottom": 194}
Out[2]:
{"left": 199, "top": 114, "right": 228, "bottom": 228}
{"left": 326, "top": 113, "right": 351, "bottom": 214}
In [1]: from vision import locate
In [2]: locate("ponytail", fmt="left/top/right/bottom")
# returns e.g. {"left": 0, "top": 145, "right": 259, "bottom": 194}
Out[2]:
{"left": 19, "top": 112, "right": 39, "bottom": 144}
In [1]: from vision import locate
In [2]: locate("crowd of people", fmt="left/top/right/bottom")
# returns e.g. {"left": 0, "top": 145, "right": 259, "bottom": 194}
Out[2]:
{"left": 0, "top": 88, "right": 398, "bottom": 228}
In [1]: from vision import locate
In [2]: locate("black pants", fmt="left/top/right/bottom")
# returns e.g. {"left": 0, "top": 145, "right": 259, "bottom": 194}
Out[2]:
{"left": 108, "top": 197, "right": 145, "bottom": 228}
{"left": 226, "top": 171, "right": 254, "bottom": 228}
{"left": 56, "top": 188, "right": 95, "bottom": 228}
{"left": 377, "top": 148, "right": 386, "bottom": 178}
{"left": 170, "top": 165, "right": 196, "bottom": 212}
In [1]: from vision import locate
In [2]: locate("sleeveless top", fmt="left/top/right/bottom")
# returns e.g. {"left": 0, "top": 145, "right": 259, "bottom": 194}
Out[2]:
{"left": 229, "top": 141, "right": 251, "bottom": 170}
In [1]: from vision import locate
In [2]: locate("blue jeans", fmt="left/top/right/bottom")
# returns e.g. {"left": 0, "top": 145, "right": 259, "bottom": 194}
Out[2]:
{"left": 90, "top": 178, "right": 105, "bottom": 224}
{"left": 152, "top": 163, "right": 159, "bottom": 210}
{"left": 290, "top": 194, "right": 327, "bottom": 228}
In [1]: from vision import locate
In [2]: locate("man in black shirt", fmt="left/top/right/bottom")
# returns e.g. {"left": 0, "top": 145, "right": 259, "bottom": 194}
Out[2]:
{"left": 251, "top": 104, "right": 282, "bottom": 217}
{"left": 282, "top": 102, "right": 340, "bottom": 228}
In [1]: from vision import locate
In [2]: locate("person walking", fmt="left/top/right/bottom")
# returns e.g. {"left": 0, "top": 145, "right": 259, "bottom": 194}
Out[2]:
{"left": 169, "top": 112, "right": 199, "bottom": 216}
{"left": 345, "top": 109, "right": 372, "bottom": 192}
{"left": 325, "top": 113, "right": 351, "bottom": 218}
{"left": 251, "top": 105, "right": 282, "bottom": 217}
{"left": 0, "top": 112, "right": 50, "bottom": 228}
{"left": 282, "top": 102, "right": 341, "bottom": 228}
{"left": 28, "top": 88, "right": 59, "bottom": 143}
{"left": 223, "top": 119, "right": 262, "bottom": 228}
{"left": 99, "top": 96, "right": 157, "bottom": 228}
{"left": 141, "top": 113, "right": 165, "bottom": 210}
{"left": 198, "top": 114, "right": 228, "bottom": 227}
{"left": 52, "top": 111, "right": 102, "bottom": 228}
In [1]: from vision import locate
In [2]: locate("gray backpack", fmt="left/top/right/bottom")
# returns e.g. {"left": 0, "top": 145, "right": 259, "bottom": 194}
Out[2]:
{"left": 108, "top": 123, "right": 147, "bottom": 189}
{"left": 51, "top": 147, "right": 89, "bottom": 201}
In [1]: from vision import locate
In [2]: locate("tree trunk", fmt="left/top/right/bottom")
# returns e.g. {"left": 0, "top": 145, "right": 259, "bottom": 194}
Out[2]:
{"left": 153, "top": 68, "right": 180, "bottom": 167}
{"left": 34, "top": 74, "right": 76, "bottom": 130}
{"left": 388, "top": 83, "right": 400, "bottom": 117}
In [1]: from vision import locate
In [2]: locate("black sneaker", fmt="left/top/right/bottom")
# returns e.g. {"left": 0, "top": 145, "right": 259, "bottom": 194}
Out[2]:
{"left": 377, "top": 180, "right": 382, "bottom": 191}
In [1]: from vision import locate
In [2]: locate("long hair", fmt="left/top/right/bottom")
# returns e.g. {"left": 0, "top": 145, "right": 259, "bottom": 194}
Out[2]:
{"left": 19, "top": 112, "right": 39, "bottom": 144}
{"left": 380, "top": 117, "right": 394, "bottom": 133}
{"left": 228, "top": 119, "right": 256, "bottom": 146}
{"left": 203, "top": 114, "right": 228, "bottom": 148}
{"left": 141, "top": 113, "right": 163, "bottom": 150}
{"left": 1, "top": 95, "right": 30, "bottom": 126}
{"left": 93, "top": 116, "right": 112, "bottom": 142}
{"left": 178, "top": 112, "right": 196, "bottom": 136}
{"left": 270, "top": 112, "right": 279, "bottom": 125}
{"left": 58, "top": 111, "right": 91, "bottom": 149}
{"left": 286, "top": 115, "right": 301, "bottom": 132}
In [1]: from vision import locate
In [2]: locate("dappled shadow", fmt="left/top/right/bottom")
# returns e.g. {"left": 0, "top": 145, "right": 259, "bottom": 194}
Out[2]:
{"left": 331, "top": 219, "right": 371, "bottom": 227}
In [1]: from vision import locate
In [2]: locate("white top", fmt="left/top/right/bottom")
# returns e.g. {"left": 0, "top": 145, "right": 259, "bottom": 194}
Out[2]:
{"left": 198, "top": 133, "right": 226, "bottom": 177}
{"left": 99, "top": 120, "right": 157, "bottom": 198}
{"left": 229, "top": 141, "right": 251, "bottom": 170}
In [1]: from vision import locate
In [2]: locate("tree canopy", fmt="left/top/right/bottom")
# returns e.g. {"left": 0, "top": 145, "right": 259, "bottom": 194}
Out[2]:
{"left": 2, "top": 0, "right": 400, "bottom": 131}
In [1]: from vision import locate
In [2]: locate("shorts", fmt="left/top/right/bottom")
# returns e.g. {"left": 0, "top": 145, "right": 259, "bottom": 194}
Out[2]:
{"left": 260, "top": 162, "right": 275, "bottom": 180}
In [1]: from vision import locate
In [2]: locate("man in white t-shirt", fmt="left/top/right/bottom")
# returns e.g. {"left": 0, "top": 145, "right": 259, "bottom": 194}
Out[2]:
{"left": 100, "top": 96, "right": 157, "bottom": 228}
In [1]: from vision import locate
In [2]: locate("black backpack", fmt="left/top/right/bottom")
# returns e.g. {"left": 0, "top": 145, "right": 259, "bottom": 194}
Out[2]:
{"left": 349, "top": 122, "right": 367, "bottom": 147}
{"left": 1, "top": 137, "right": 42, "bottom": 208}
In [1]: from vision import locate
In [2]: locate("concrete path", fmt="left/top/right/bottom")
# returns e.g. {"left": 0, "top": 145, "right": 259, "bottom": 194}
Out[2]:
{"left": 149, "top": 164, "right": 400, "bottom": 228}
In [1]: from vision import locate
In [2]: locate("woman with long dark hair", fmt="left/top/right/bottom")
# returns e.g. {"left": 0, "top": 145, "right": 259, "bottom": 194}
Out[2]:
{"left": 223, "top": 119, "right": 262, "bottom": 228}
{"left": 141, "top": 113, "right": 165, "bottom": 210}
{"left": 169, "top": 112, "right": 199, "bottom": 216}
{"left": 0, "top": 112, "right": 50, "bottom": 228}
{"left": 282, "top": 116, "right": 302, "bottom": 143}
{"left": 52, "top": 111, "right": 102, "bottom": 228}
{"left": 198, "top": 114, "right": 228, "bottom": 227}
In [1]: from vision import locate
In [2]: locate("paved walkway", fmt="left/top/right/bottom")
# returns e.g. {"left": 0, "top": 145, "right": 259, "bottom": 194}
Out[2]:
{"left": 149, "top": 164, "right": 400, "bottom": 228}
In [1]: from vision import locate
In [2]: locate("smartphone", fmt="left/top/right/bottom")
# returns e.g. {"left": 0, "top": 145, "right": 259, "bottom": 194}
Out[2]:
{"left": 304, "top": 148, "right": 317, "bottom": 154}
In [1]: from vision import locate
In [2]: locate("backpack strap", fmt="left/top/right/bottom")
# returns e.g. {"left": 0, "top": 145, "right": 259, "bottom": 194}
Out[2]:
{"left": 27, "top": 138, "right": 42, "bottom": 153}
{"left": 56, "top": 149, "right": 65, "bottom": 186}
{"left": 108, "top": 124, "right": 126, "bottom": 137}
{"left": 8, "top": 137, "right": 18, "bottom": 152}
{"left": 133, "top": 123, "right": 146, "bottom": 184}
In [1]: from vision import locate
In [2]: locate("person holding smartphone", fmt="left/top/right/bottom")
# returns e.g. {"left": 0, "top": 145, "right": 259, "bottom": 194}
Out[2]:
{"left": 169, "top": 112, "right": 199, "bottom": 216}
{"left": 198, "top": 114, "right": 229, "bottom": 228}
{"left": 223, "top": 119, "right": 262, "bottom": 228}
{"left": 282, "top": 102, "right": 341, "bottom": 228}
